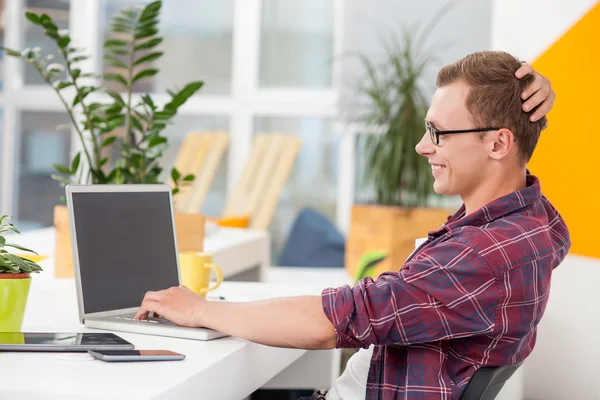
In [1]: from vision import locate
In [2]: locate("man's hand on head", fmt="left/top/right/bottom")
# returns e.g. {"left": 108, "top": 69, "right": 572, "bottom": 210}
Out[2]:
{"left": 515, "top": 63, "right": 555, "bottom": 122}
{"left": 134, "top": 285, "right": 206, "bottom": 327}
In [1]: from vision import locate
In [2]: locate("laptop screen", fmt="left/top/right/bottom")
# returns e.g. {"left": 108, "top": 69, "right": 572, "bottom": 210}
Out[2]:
{"left": 71, "top": 190, "right": 179, "bottom": 314}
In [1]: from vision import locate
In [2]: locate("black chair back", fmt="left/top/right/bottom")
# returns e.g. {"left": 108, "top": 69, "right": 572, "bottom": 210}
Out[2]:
{"left": 458, "top": 361, "right": 523, "bottom": 400}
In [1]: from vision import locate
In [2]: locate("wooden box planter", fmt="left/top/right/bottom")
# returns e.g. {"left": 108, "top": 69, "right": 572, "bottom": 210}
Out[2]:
{"left": 345, "top": 204, "right": 451, "bottom": 279}
{"left": 53, "top": 205, "right": 205, "bottom": 278}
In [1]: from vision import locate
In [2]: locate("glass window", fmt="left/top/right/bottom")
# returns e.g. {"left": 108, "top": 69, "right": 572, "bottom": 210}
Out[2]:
{"left": 24, "top": 0, "right": 70, "bottom": 85}
{"left": 16, "top": 111, "right": 71, "bottom": 230}
{"left": 101, "top": 0, "right": 234, "bottom": 95}
{"left": 254, "top": 117, "right": 338, "bottom": 263}
{"left": 260, "top": 0, "right": 333, "bottom": 88}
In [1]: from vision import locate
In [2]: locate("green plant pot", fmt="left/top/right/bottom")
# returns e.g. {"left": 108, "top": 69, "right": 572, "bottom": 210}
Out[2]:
{"left": 0, "top": 273, "right": 32, "bottom": 332}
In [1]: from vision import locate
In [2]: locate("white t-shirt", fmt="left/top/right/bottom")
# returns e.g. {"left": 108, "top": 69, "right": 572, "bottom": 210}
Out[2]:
{"left": 326, "top": 346, "right": 373, "bottom": 400}
{"left": 327, "top": 238, "right": 428, "bottom": 400}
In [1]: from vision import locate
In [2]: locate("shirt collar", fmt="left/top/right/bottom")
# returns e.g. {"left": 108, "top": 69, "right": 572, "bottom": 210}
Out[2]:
{"left": 429, "top": 172, "right": 542, "bottom": 238}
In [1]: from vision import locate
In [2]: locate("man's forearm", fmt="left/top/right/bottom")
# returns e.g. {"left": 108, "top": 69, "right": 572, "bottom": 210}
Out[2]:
{"left": 197, "top": 296, "right": 338, "bottom": 350}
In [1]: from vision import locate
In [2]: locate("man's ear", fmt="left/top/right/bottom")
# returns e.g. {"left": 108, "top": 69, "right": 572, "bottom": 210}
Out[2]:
{"left": 489, "top": 128, "right": 514, "bottom": 160}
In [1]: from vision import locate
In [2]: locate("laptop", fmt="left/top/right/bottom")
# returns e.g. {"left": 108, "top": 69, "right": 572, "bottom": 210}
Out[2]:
{"left": 65, "top": 184, "right": 228, "bottom": 341}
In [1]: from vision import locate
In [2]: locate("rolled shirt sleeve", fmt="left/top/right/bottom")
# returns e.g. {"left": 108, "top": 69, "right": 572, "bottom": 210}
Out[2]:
{"left": 321, "top": 241, "right": 499, "bottom": 349}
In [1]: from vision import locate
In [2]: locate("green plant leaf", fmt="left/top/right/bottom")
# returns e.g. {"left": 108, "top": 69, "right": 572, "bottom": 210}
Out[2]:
{"left": 69, "top": 55, "right": 89, "bottom": 63}
{"left": 3, "top": 254, "right": 31, "bottom": 272}
{"left": 104, "top": 38, "right": 128, "bottom": 48}
{"left": 0, "top": 46, "right": 23, "bottom": 57}
{"left": 148, "top": 136, "right": 167, "bottom": 147}
{"left": 58, "top": 37, "right": 71, "bottom": 49}
{"left": 104, "top": 73, "right": 128, "bottom": 87}
{"left": 140, "top": 94, "right": 156, "bottom": 109}
{"left": 107, "top": 48, "right": 129, "bottom": 56}
{"left": 144, "top": 168, "right": 161, "bottom": 184}
{"left": 72, "top": 86, "right": 96, "bottom": 107}
{"left": 104, "top": 116, "right": 125, "bottom": 132}
{"left": 165, "top": 81, "right": 204, "bottom": 110}
{"left": 108, "top": 92, "right": 125, "bottom": 106}
{"left": 70, "top": 68, "right": 81, "bottom": 80}
{"left": 41, "top": 16, "right": 58, "bottom": 32}
{"left": 134, "top": 38, "right": 162, "bottom": 51}
{"left": 130, "top": 115, "right": 144, "bottom": 132}
{"left": 0, "top": 236, "right": 5, "bottom": 247}
{"left": 171, "top": 168, "right": 181, "bottom": 182}
{"left": 102, "top": 136, "right": 117, "bottom": 147}
{"left": 44, "top": 30, "right": 61, "bottom": 40}
{"left": 71, "top": 152, "right": 81, "bottom": 174}
{"left": 134, "top": 27, "right": 159, "bottom": 40}
{"left": 183, "top": 174, "right": 195, "bottom": 182}
{"left": 111, "top": 24, "right": 132, "bottom": 34}
{"left": 152, "top": 111, "right": 173, "bottom": 121}
{"left": 136, "top": 18, "right": 159, "bottom": 32}
{"left": 132, "top": 68, "right": 158, "bottom": 84}
{"left": 172, "top": 187, "right": 179, "bottom": 195}
{"left": 100, "top": 158, "right": 109, "bottom": 167}
{"left": 139, "top": 1, "right": 161, "bottom": 21}
{"left": 4, "top": 242, "right": 38, "bottom": 254}
{"left": 53, "top": 163, "right": 72, "bottom": 175}
{"left": 90, "top": 168, "right": 107, "bottom": 184}
{"left": 25, "top": 12, "right": 42, "bottom": 25}
{"left": 133, "top": 51, "right": 163, "bottom": 66}
{"left": 104, "top": 55, "right": 128, "bottom": 68}
{"left": 53, "top": 80, "right": 73, "bottom": 90}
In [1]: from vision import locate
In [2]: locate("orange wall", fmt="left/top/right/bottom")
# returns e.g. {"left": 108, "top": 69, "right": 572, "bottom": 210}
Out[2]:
{"left": 529, "top": 2, "right": 600, "bottom": 259}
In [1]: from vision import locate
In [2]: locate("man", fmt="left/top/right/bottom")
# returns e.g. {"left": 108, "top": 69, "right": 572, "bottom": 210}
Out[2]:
{"left": 135, "top": 52, "right": 568, "bottom": 400}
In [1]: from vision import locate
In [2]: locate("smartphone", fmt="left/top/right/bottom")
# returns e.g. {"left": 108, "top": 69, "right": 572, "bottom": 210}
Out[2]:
{"left": 88, "top": 350, "right": 185, "bottom": 362}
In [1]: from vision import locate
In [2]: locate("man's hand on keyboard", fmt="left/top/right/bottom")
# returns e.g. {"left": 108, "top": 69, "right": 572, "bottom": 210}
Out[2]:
{"left": 134, "top": 286, "right": 205, "bottom": 328}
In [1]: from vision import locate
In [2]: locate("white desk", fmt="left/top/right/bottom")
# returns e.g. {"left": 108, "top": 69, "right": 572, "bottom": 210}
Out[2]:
{"left": 0, "top": 278, "right": 343, "bottom": 399}
{"left": 2, "top": 226, "right": 352, "bottom": 398}
{"left": 9, "top": 226, "right": 271, "bottom": 282}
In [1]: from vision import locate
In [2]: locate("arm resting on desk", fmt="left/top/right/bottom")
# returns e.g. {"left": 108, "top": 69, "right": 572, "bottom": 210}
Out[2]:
{"left": 135, "top": 286, "right": 337, "bottom": 350}
{"left": 201, "top": 296, "right": 337, "bottom": 350}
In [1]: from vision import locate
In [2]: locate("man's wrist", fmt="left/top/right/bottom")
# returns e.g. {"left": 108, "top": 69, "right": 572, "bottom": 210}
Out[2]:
{"left": 192, "top": 296, "right": 212, "bottom": 328}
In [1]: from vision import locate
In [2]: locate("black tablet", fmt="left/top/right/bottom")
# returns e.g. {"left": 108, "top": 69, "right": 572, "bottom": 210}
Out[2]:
{"left": 0, "top": 332, "right": 134, "bottom": 352}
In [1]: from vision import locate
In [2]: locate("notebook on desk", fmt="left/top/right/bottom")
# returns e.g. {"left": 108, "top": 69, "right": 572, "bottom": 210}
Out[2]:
{"left": 65, "top": 184, "right": 228, "bottom": 341}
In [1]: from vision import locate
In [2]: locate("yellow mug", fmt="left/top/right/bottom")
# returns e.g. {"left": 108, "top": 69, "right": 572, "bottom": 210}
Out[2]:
{"left": 179, "top": 252, "right": 223, "bottom": 297}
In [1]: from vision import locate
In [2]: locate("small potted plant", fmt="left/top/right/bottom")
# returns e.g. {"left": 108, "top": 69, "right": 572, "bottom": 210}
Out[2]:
{"left": 0, "top": 215, "right": 43, "bottom": 332}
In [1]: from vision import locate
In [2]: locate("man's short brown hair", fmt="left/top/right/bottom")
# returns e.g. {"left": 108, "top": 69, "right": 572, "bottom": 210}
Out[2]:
{"left": 436, "top": 51, "right": 547, "bottom": 164}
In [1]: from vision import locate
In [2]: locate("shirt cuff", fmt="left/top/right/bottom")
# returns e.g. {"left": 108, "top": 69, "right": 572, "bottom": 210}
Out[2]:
{"left": 321, "top": 285, "right": 364, "bottom": 349}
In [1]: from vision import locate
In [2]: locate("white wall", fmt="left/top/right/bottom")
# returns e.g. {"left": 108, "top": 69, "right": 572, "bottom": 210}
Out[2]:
{"left": 523, "top": 255, "right": 600, "bottom": 400}
{"left": 491, "top": 0, "right": 598, "bottom": 61}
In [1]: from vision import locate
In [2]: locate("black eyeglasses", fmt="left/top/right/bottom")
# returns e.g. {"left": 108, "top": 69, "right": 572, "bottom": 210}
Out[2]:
{"left": 425, "top": 119, "right": 500, "bottom": 145}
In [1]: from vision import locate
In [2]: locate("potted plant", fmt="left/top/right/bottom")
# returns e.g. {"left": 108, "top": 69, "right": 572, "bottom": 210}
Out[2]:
{"left": 0, "top": 215, "right": 43, "bottom": 332}
{"left": 345, "top": 21, "right": 453, "bottom": 279}
{"left": 1, "top": 1, "right": 206, "bottom": 278}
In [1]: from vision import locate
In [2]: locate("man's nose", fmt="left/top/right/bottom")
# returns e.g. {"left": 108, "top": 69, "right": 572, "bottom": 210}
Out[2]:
{"left": 415, "top": 132, "right": 433, "bottom": 156}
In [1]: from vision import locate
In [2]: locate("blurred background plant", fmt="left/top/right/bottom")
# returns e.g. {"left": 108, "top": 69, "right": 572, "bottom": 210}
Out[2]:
{"left": 354, "top": 5, "right": 453, "bottom": 207}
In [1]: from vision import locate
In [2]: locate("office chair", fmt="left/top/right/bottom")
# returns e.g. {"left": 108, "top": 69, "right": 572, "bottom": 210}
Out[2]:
{"left": 458, "top": 361, "right": 523, "bottom": 400}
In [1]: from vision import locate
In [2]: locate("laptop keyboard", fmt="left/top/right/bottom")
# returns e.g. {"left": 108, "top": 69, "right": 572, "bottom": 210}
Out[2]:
{"left": 114, "top": 313, "right": 176, "bottom": 325}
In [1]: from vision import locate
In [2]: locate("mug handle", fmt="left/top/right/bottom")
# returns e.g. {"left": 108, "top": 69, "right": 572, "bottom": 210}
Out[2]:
{"left": 199, "top": 263, "right": 223, "bottom": 294}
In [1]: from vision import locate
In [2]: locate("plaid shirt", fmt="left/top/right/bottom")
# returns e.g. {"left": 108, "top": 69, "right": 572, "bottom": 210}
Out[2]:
{"left": 322, "top": 173, "right": 570, "bottom": 400}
